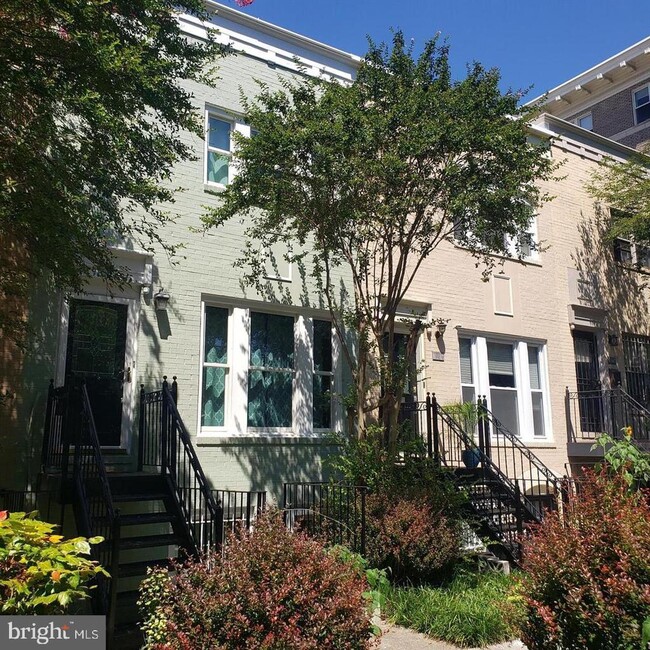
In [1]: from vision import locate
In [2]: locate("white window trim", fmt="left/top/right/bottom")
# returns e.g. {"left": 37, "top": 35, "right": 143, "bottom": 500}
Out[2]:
{"left": 197, "top": 300, "right": 341, "bottom": 439}
{"left": 458, "top": 334, "right": 553, "bottom": 442}
{"left": 454, "top": 215, "right": 541, "bottom": 265}
{"left": 204, "top": 107, "right": 251, "bottom": 189}
{"left": 198, "top": 304, "right": 233, "bottom": 435}
{"left": 312, "top": 319, "right": 337, "bottom": 433}
{"left": 632, "top": 83, "right": 650, "bottom": 126}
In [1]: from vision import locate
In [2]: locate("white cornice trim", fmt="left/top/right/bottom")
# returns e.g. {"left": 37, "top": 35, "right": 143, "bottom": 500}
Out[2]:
{"left": 529, "top": 36, "right": 650, "bottom": 107}
{"left": 180, "top": 2, "right": 360, "bottom": 83}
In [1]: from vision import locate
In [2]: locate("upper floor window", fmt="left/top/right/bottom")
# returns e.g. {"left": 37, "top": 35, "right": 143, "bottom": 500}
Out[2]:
{"left": 614, "top": 237, "right": 650, "bottom": 269}
{"left": 205, "top": 109, "right": 252, "bottom": 187}
{"left": 633, "top": 85, "right": 650, "bottom": 125}
{"left": 576, "top": 113, "right": 593, "bottom": 131}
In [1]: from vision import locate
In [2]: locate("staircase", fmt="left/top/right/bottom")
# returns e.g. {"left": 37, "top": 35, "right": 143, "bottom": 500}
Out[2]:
{"left": 41, "top": 377, "right": 225, "bottom": 647}
{"left": 422, "top": 395, "right": 564, "bottom": 561}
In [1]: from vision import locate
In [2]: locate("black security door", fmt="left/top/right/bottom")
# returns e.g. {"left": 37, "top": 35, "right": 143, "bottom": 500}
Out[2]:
{"left": 64, "top": 300, "right": 128, "bottom": 446}
{"left": 572, "top": 330, "right": 603, "bottom": 432}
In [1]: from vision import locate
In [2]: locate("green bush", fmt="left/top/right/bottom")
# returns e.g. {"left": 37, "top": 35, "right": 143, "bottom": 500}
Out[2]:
{"left": 519, "top": 469, "right": 650, "bottom": 650}
{"left": 0, "top": 510, "right": 106, "bottom": 613}
{"left": 327, "top": 426, "right": 465, "bottom": 582}
{"left": 383, "top": 567, "right": 522, "bottom": 647}
{"left": 138, "top": 510, "right": 375, "bottom": 649}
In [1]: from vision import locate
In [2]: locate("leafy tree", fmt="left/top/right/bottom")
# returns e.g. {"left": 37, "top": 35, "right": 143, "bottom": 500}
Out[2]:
{"left": 204, "top": 32, "right": 556, "bottom": 446}
{"left": 0, "top": 0, "right": 223, "bottom": 343}
{"left": 588, "top": 144, "right": 650, "bottom": 245}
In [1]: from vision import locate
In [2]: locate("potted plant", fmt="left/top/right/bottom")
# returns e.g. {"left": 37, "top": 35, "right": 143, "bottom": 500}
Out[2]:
{"left": 445, "top": 401, "right": 482, "bottom": 469}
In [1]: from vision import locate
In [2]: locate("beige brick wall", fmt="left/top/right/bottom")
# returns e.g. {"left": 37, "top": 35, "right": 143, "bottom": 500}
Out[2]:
{"left": 403, "top": 137, "right": 650, "bottom": 477}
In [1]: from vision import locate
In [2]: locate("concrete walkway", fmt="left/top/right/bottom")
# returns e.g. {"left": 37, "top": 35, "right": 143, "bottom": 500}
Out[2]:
{"left": 378, "top": 621, "right": 528, "bottom": 650}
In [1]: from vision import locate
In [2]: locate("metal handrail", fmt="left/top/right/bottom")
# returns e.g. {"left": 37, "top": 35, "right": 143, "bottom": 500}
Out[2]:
{"left": 160, "top": 378, "right": 222, "bottom": 553}
{"left": 436, "top": 402, "right": 543, "bottom": 521}
{"left": 72, "top": 384, "right": 120, "bottom": 643}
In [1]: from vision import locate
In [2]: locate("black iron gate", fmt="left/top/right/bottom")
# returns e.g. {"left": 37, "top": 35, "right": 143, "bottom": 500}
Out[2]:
{"left": 623, "top": 334, "right": 650, "bottom": 408}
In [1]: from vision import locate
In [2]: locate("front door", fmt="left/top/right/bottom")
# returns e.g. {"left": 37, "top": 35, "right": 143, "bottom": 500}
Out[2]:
{"left": 64, "top": 299, "right": 129, "bottom": 446}
{"left": 572, "top": 330, "right": 603, "bottom": 432}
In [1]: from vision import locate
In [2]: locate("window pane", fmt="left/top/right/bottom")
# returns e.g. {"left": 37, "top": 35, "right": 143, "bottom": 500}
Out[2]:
{"left": 247, "top": 370, "right": 292, "bottom": 427}
{"left": 313, "top": 374, "right": 331, "bottom": 429}
{"left": 207, "top": 152, "right": 229, "bottom": 185}
{"left": 528, "top": 346, "right": 541, "bottom": 390}
{"left": 204, "top": 307, "right": 228, "bottom": 363}
{"left": 459, "top": 338, "right": 473, "bottom": 384}
{"left": 208, "top": 117, "right": 231, "bottom": 150}
{"left": 532, "top": 392, "right": 545, "bottom": 437}
{"left": 578, "top": 114, "right": 593, "bottom": 131}
{"left": 634, "top": 87, "right": 649, "bottom": 107}
{"left": 313, "top": 320, "right": 332, "bottom": 372}
{"left": 487, "top": 342, "right": 515, "bottom": 387}
{"left": 202, "top": 367, "right": 226, "bottom": 427}
{"left": 250, "top": 313, "right": 294, "bottom": 368}
{"left": 461, "top": 385, "right": 475, "bottom": 405}
{"left": 490, "top": 388, "right": 519, "bottom": 436}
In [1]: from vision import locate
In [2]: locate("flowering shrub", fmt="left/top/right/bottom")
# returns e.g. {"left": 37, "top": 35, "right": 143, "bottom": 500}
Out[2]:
{"left": 0, "top": 510, "right": 106, "bottom": 613}
{"left": 519, "top": 469, "right": 650, "bottom": 650}
{"left": 365, "top": 492, "right": 462, "bottom": 583}
{"left": 139, "top": 510, "right": 375, "bottom": 649}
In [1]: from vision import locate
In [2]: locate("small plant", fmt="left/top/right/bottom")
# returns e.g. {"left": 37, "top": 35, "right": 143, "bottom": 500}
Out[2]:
{"left": 519, "top": 468, "right": 650, "bottom": 649}
{"left": 383, "top": 567, "right": 522, "bottom": 647}
{"left": 139, "top": 510, "right": 376, "bottom": 649}
{"left": 592, "top": 431, "right": 650, "bottom": 488}
{"left": 0, "top": 510, "right": 106, "bottom": 614}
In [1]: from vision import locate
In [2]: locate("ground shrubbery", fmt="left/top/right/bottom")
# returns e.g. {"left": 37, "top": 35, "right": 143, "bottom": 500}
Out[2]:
{"left": 138, "top": 510, "right": 376, "bottom": 650}
{"left": 519, "top": 468, "right": 650, "bottom": 650}
{"left": 328, "top": 427, "right": 465, "bottom": 583}
{"left": 0, "top": 510, "right": 106, "bottom": 613}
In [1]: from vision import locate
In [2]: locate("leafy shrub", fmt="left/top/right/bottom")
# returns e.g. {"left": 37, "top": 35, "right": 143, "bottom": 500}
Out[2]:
{"left": 139, "top": 510, "right": 375, "bottom": 649}
{"left": 592, "top": 431, "right": 650, "bottom": 488}
{"left": 0, "top": 510, "right": 106, "bottom": 613}
{"left": 365, "top": 491, "right": 462, "bottom": 583}
{"left": 519, "top": 469, "right": 650, "bottom": 650}
{"left": 384, "top": 567, "right": 522, "bottom": 647}
{"left": 327, "top": 426, "right": 465, "bottom": 582}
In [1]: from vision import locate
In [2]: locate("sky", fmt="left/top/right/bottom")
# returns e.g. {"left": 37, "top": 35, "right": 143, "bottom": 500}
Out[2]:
{"left": 228, "top": 0, "right": 650, "bottom": 101}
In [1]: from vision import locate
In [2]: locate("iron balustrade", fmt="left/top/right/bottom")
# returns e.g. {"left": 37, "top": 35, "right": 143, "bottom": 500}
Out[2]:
{"left": 187, "top": 488, "right": 267, "bottom": 548}
{"left": 41, "top": 381, "right": 77, "bottom": 482}
{"left": 282, "top": 482, "right": 367, "bottom": 556}
{"left": 566, "top": 386, "right": 650, "bottom": 443}
{"left": 0, "top": 488, "right": 58, "bottom": 523}
{"left": 154, "top": 377, "right": 222, "bottom": 554}
{"left": 72, "top": 384, "right": 120, "bottom": 644}
{"left": 427, "top": 394, "right": 562, "bottom": 557}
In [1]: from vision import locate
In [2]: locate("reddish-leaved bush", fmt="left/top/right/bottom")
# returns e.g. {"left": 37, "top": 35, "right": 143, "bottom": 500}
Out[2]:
{"left": 139, "top": 509, "right": 375, "bottom": 650}
{"left": 519, "top": 469, "right": 650, "bottom": 650}
{"left": 365, "top": 492, "right": 462, "bottom": 583}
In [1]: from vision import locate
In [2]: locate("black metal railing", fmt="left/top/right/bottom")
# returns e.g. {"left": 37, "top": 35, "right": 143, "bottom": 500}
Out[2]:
{"left": 41, "top": 381, "right": 77, "bottom": 480}
{"left": 427, "top": 394, "right": 562, "bottom": 557}
{"left": 187, "top": 489, "right": 266, "bottom": 549}
{"left": 0, "top": 488, "right": 58, "bottom": 523}
{"left": 72, "top": 384, "right": 120, "bottom": 641}
{"left": 282, "top": 482, "right": 367, "bottom": 556}
{"left": 143, "top": 377, "right": 222, "bottom": 554}
{"left": 566, "top": 386, "right": 650, "bottom": 443}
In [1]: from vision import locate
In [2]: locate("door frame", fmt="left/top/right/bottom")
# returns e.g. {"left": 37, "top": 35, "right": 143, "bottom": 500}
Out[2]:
{"left": 55, "top": 292, "right": 140, "bottom": 450}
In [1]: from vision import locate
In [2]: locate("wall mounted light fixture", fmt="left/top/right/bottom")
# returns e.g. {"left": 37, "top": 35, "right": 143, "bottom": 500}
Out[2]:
{"left": 154, "top": 289, "right": 171, "bottom": 311}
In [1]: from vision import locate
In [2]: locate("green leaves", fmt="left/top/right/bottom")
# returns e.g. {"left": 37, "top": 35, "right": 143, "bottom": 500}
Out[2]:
{"left": 1, "top": 0, "right": 225, "bottom": 343}
{"left": 0, "top": 511, "right": 107, "bottom": 614}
